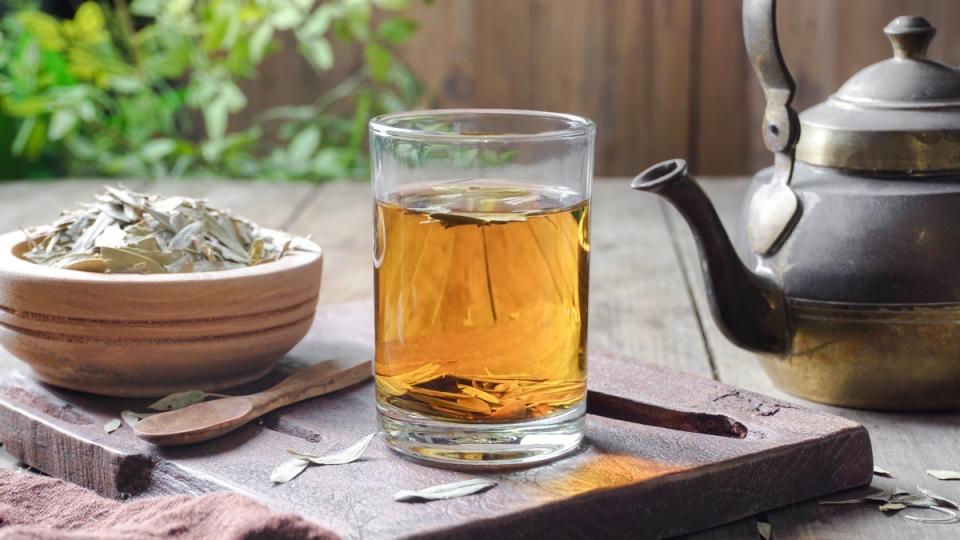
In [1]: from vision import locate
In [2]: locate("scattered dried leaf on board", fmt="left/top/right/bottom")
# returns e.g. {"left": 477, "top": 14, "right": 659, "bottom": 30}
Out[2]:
{"left": 821, "top": 484, "right": 960, "bottom": 526}
{"left": 756, "top": 518, "right": 772, "bottom": 540}
{"left": 103, "top": 418, "right": 122, "bottom": 434}
{"left": 148, "top": 390, "right": 224, "bottom": 411}
{"left": 120, "top": 410, "right": 154, "bottom": 428}
{"left": 928, "top": 470, "right": 960, "bottom": 481}
{"left": 394, "top": 478, "right": 497, "bottom": 502}
{"left": 271, "top": 434, "right": 375, "bottom": 484}
{"left": 873, "top": 466, "right": 893, "bottom": 478}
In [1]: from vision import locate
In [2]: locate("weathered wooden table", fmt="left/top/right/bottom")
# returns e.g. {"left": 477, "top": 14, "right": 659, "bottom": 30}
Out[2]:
{"left": 0, "top": 177, "right": 956, "bottom": 539}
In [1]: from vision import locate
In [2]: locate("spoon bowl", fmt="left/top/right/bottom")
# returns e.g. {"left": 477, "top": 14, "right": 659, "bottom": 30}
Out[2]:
{"left": 134, "top": 358, "right": 372, "bottom": 446}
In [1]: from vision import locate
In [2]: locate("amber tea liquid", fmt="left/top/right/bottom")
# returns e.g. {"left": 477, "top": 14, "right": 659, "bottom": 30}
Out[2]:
{"left": 374, "top": 180, "right": 589, "bottom": 425}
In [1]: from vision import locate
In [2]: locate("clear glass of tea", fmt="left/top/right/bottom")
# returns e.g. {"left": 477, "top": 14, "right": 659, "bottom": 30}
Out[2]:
{"left": 369, "top": 109, "right": 595, "bottom": 467}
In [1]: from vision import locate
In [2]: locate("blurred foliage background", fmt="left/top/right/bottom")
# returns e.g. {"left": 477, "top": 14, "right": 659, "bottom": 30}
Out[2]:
{"left": 5, "top": 1, "right": 954, "bottom": 180}
{"left": 0, "top": 0, "right": 425, "bottom": 181}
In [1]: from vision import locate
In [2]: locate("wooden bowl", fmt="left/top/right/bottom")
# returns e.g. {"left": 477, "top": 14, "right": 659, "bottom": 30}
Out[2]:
{"left": 0, "top": 231, "right": 323, "bottom": 397}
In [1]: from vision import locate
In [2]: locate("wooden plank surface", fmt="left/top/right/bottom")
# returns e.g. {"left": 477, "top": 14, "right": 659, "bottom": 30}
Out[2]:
{"left": 0, "top": 301, "right": 871, "bottom": 539}
{"left": 663, "top": 179, "right": 960, "bottom": 540}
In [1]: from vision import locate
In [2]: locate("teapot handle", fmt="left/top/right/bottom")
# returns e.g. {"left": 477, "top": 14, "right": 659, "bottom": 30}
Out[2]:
{"left": 743, "top": 0, "right": 799, "bottom": 155}
{"left": 742, "top": 0, "right": 802, "bottom": 256}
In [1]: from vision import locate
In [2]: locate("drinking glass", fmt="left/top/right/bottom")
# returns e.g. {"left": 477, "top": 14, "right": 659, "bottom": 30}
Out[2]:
{"left": 369, "top": 109, "right": 594, "bottom": 467}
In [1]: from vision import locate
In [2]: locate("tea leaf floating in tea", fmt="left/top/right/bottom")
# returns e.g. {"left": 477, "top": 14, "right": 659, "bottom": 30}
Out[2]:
{"left": 103, "top": 418, "right": 122, "bottom": 434}
{"left": 21, "top": 185, "right": 309, "bottom": 273}
{"left": 928, "top": 470, "right": 960, "bottom": 481}
{"left": 427, "top": 211, "right": 531, "bottom": 228}
{"left": 394, "top": 478, "right": 497, "bottom": 502}
{"left": 148, "top": 390, "right": 227, "bottom": 411}
{"left": 270, "top": 433, "right": 375, "bottom": 484}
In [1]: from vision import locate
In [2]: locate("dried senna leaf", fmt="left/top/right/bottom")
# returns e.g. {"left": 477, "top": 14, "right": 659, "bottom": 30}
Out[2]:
{"left": 886, "top": 493, "right": 938, "bottom": 510}
{"left": 394, "top": 478, "right": 497, "bottom": 502}
{"left": 103, "top": 418, "right": 122, "bottom": 434}
{"left": 270, "top": 458, "right": 311, "bottom": 484}
{"left": 822, "top": 484, "right": 960, "bottom": 525}
{"left": 148, "top": 390, "right": 225, "bottom": 412}
{"left": 286, "top": 433, "right": 375, "bottom": 465}
{"left": 427, "top": 211, "right": 530, "bottom": 228}
{"left": 928, "top": 470, "right": 960, "bottom": 481}
{"left": 905, "top": 506, "right": 960, "bottom": 524}
{"left": 879, "top": 502, "right": 907, "bottom": 513}
{"left": 756, "top": 517, "right": 772, "bottom": 540}
{"left": 917, "top": 486, "right": 960, "bottom": 510}
{"left": 120, "top": 410, "right": 155, "bottom": 428}
{"left": 271, "top": 433, "right": 375, "bottom": 484}
{"left": 873, "top": 466, "right": 893, "bottom": 478}
{"left": 21, "top": 185, "right": 309, "bottom": 274}
{"left": 820, "top": 487, "right": 899, "bottom": 505}
{"left": 377, "top": 363, "right": 584, "bottom": 423}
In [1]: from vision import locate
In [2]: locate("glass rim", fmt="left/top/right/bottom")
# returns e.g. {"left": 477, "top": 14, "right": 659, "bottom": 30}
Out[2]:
{"left": 369, "top": 108, "right": 596, "bottom": 143}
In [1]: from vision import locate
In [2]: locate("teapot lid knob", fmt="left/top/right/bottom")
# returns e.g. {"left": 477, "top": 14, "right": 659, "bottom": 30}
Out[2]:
{"left": 884, "top": 16, "right": 936, "bottom": 59}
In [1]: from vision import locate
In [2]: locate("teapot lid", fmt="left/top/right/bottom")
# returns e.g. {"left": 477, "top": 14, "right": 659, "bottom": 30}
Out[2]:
{"left": 796, "top": 16, "right": 960, "bottom": 173}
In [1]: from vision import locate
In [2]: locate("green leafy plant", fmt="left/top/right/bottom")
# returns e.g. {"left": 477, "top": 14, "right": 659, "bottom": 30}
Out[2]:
{"left": 0, "top": 0, "right": 424, "bottom": 180}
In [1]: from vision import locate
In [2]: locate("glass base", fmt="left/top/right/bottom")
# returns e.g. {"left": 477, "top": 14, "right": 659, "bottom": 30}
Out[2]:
{"left": 378, "top": 401, "right": 585, "bottom": 468}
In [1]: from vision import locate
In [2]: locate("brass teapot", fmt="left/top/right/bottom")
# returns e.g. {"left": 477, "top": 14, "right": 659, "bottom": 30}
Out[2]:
{"left": 632, "top": 0, "right": 960, "bottom": 410}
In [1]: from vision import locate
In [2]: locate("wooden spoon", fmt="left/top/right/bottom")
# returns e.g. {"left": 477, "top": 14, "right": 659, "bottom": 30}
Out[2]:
{"left": 134, "top": 358, "right": 371, "bottom": 446}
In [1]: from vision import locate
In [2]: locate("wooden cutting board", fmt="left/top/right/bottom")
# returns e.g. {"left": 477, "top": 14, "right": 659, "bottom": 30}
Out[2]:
{"left": 0, "top": 301, "right": 872, "bottom": 539}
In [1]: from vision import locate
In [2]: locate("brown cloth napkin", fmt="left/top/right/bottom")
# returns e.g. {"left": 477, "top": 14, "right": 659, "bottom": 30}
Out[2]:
{"left": 0, "top": 469, "right": 337, "bottom": 540}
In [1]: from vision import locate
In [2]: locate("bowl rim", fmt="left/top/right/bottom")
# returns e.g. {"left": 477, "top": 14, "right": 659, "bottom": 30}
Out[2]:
{"left": 0, "top": 230, "right": 323, "bottom": 283}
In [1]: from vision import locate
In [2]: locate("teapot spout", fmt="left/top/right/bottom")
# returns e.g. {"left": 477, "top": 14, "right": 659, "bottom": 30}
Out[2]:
{"left": 631, "top": 159, "right": 789, "bottom": 355}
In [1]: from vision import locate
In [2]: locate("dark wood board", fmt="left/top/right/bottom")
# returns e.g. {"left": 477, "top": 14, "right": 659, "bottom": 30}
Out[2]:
{"left": 0, "top": 301, "right": 872, "bottom": 539}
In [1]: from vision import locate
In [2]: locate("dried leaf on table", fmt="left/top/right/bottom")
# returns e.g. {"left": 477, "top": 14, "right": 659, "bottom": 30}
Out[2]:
{"left": 873, "top": 466, "right": 893, "bottom": 478}
{"left": 928, "top": 470, "right": 960, "bottom": 481}
{"left": 286, "top": 433, "right": 375, "bottom": 465}
{"left": 820, "top": 487, "right": 897, "bottom": 505}
{"left": 271, "top": 433, "right": 376, "bottom": 484}
{"left": 394, "top": 478, "right": 497, "bottom": 502}
{"left": 822, "top": 484, "right": 960, "bottom": 526}
{"left": 905, "top": 506, "right": 960, "bottom": 524}
{"left": 917, "top": 486, "right": 960, "bottom": 510}
{"left": 148, "top": 390, "right": 222, "bottom": 411}
{"left": 887, "top": 492, "right": 938, "bottom": 509}
{"left": 270, "top": 459, "right": 311, "bottom": 484}
{"left": 120, "top": 410, "right": 154, "bottom": 428}
{"left": 103, "top": 418, "right": 122, "bottom": 434}
{"left": 756, "top": 518, "right": 772, "bottom": 540}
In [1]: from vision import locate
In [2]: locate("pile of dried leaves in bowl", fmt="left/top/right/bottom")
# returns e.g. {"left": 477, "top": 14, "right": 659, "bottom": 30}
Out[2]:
{"left": 21, "top": 185, "right": 305, "bottom": 273}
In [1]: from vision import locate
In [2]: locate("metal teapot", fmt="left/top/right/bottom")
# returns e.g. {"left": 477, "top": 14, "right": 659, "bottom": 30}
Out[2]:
{"left": 632, "top": 0, "right": 960, "bottom": 410}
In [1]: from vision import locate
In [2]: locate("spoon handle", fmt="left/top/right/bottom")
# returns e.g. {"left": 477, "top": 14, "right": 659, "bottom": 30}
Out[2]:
{"left": 249, "top": 358, "right": 372, "bottom": 414}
